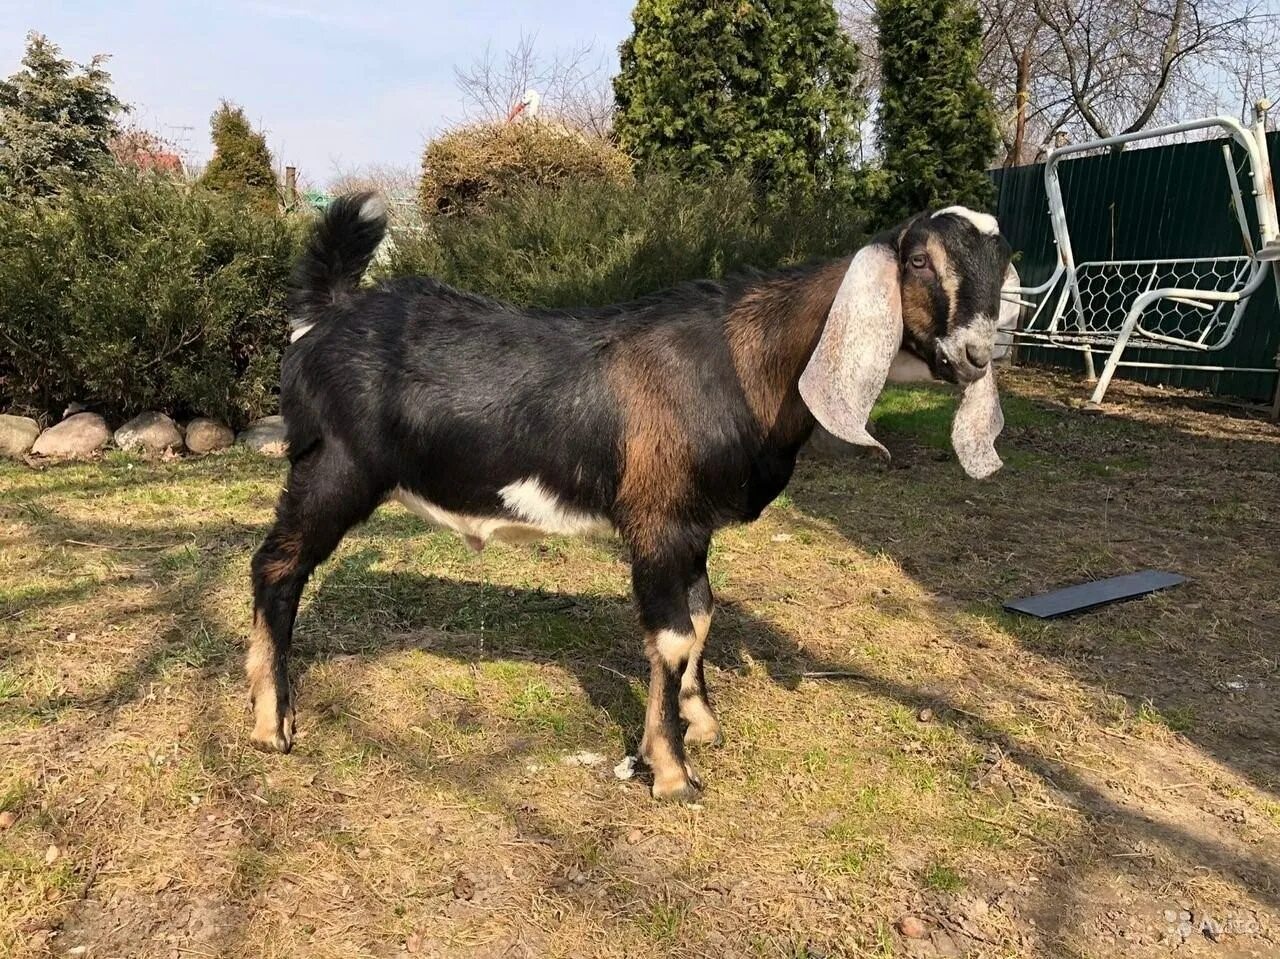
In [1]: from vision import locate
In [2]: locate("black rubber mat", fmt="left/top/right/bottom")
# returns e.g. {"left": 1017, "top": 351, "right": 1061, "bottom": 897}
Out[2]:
{"left": 1004, "top": 570, "right": 1185, "bottom": 619}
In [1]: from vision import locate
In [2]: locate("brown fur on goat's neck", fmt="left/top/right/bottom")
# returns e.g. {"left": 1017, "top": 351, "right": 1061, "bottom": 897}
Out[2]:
{"left": 724, "top": 256, "right": 852, "bottom": 443}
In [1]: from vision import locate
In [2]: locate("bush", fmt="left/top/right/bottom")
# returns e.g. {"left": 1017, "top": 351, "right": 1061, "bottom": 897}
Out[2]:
{"left": 200, "top": 101, "right": 279, "bottom": 212}
{"left": 0, "top": 32, "right": 123, "bottom": 197}
{"left": 388, "top": 173, "right": 874, "bottom": 308}
{"left": 0, "top": 169, "right": 874, "bottom": 424}
{"left": 614, "top": 0, "right": 864, "bottom": 194}
{"left": 0, "top": 171, "right": 303, "bottom": 424}
{"left": 419, "top": 121, "right": 633, "bottom": 217}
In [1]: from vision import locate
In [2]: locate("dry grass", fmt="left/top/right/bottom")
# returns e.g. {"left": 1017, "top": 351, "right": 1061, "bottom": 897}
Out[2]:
{"left": 2, "top": 370, "right": 1278, "bottom": 958}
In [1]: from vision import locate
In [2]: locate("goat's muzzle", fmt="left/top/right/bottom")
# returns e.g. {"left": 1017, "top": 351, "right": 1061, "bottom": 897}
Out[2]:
{"left": 935, "top": 316, "right": 997, "bottom": 385}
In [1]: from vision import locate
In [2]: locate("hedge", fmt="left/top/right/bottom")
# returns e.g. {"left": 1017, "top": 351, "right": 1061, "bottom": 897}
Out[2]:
{"left": 0, "top": 172, "right": 303, "bottom": 424}
{"left": 0, "top": 171, "right": 875, "bottom": 423}
{"left": 419, "top": 121, "right": 633, "bottom": 217}
{"left": 385, "top": 172, "right": 874, "bottom": 308}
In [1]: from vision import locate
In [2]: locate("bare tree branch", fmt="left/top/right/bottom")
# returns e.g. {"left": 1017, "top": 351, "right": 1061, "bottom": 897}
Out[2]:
{"left": 453, "top": 33, "right": 615, "bottom": 136}
{"left": 974, "top": 0, "right": 1279, "bottom": 163}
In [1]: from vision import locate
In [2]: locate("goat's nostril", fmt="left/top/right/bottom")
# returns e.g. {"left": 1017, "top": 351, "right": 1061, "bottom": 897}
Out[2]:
{"left": 966, "top": 342, "right": 992, "bottom": 367}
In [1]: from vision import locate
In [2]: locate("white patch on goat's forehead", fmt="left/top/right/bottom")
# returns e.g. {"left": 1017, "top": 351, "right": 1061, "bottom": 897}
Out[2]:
{"left": 289, "top": 323, "right": 314, "bottom": 342}
{"left": 933, "top": 206, "right": 1000, "bottom": 235}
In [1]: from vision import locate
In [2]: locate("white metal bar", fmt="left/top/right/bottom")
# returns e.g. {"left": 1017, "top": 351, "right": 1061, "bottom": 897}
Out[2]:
{"left": 1164, "top": 296, "right": 1215, "bottom": 310}
{"left": 1112, "top": 361, "right": 1279, "bottom": 373}
{"left": 1222, "top": 143, "right": 1257, "bottom": 258}
{"left": 1006, "top": 264, "right": 1064, "bottom": 297}
{"left": 1087, "top": 264, "right": 1275, "bottom": 406}
{"left": 1005, "top": 336, "right": 1279, "bottom": 373}
{"left": 1001, "top": 294, "right": 1038, "bottom": 309}
{"left": 1134, "top": 260, "right": 1268, "bottom": 349}
{"left": 1250, "top": 102, "right": 1279, "bottom": 243}
{"left": 1008, "top": 110, "right": 1280, "bottom": 407}
{"left": 1073, "top": 256, "right": 1251, "bottom": 267}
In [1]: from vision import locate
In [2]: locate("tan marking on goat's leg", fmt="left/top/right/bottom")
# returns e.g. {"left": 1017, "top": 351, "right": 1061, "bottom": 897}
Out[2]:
{"left": 642, "top": 633, "right": 701, "bottom": 802}
{"left": 247, "top": 613, "right": 294, "bottom": 753}
{"left": 654, "top": 628, "right": 695, "bottom": 671}
{"left": 680, "top": 611, "right": 721, "bottom": 746}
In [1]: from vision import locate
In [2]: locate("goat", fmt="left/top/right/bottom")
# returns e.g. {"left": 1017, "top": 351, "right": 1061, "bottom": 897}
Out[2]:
{"left": 246, "top": 194, "right": 1011, "bottom": 801}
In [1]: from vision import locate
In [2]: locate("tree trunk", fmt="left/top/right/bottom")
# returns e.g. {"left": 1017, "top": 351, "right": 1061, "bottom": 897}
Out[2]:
{"left": 1006, "top": 41, "right": 1033, "bottom": 167}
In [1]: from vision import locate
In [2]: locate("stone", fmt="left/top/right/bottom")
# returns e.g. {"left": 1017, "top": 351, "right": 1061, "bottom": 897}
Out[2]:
{"left": 114, "top": 412, "right": 183, "bottom": 453}
{"left": 184, "top": 418, "right": 235, "bottom": 454}
{"left": 235, "top": 416, "right": 288, "bottom": 457}
{"left": 0, "top": 414, "right": 41, "bottom": 458}
{"left": 897, "top": 916, "right": 928, "bottom": 940}
{"left": 30, "top": 413, "right": 110, "bottom": 459}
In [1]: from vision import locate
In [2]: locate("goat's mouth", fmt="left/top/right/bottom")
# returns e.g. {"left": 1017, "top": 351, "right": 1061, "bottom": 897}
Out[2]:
{"left": 935, "top": 319, "right": 996, "bottom": 385}
{"left": 932, "top": 341, "right": 989, "bottom": 385}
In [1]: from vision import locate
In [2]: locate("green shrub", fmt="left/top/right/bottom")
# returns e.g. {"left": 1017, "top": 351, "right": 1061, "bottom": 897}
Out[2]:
{"left": 614, "top": 0, "right": 864, "bottom": 195}
{"left": 387, "top": 173, "right": 873, "bottom": 308}
{"left": 419, "top": 121, "right": 633, "bottom": 217}
{"left": 0, "top": 32, "right": 124, "bottom": 197}
{"left": 876, "top": 0, "right": 998, "bottom": 218}
{"left": 0, "top": 171, "right": 304, "bottom": 424}
{"left": 0, "top": 170, "right": 874, "bottom": 423}
{"left": 200, "top": 101, "right": 279, "bottom": 212}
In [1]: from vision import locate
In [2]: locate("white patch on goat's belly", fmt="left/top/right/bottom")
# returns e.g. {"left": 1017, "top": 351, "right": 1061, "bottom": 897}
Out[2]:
{"left": 499, "top": 478, "right": 612, "bottom": 537}
{"left": 391, "top": 479, "right": 611, "bottom": 551}
{"left": 933, "top": 205, "right": 1000, "bottom": 235}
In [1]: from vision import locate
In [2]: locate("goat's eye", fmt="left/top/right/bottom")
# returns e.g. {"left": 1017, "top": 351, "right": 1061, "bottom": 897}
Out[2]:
{"left": 908, "top": 253, "right": 929, "bottom": 270}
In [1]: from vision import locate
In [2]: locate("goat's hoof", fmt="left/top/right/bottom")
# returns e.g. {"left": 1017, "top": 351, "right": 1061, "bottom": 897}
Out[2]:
{"left": 249, "top": 705, "right": 295, "bottom": 754}
{"left": 651, "top": 776, "right": 702, "bottom": 803}
{"left": 683, "top": 724, "right": 723, "bottom": 748}
{"left": 651, "top": 762, "right": 703, "bottom": 802}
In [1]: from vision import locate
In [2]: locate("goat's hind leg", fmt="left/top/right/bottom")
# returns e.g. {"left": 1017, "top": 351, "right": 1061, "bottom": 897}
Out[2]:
{"left": 632, "top": 547, "right": 706, "bottom": 801}
{"left": 248, "top": 444, "right": 379, "bottom": 753}
{"left": 680, "top": 562, "right": 721, "bottom": 748}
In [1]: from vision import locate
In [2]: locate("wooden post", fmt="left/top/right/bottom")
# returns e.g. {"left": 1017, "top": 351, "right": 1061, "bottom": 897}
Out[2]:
{"left": 284, "top": 166, "right": 297, "bottom": 211}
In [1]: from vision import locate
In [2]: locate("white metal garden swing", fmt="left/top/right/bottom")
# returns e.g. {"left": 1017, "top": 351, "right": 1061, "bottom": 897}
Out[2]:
{"left": 1002, "top": 102, "right": 1280, "bottom": 412}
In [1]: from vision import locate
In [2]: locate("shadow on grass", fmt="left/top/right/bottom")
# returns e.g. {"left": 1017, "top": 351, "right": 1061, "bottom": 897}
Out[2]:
{"left": 791, "top": 380, "right": 1280, "bottom": 789}
{"left": 4, "top": 394, "right": 1279, "bottom": 952}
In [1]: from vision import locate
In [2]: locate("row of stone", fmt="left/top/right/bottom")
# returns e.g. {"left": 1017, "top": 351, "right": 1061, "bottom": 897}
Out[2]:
{"left": 0, "top": 411, "right": 289, "bottom": 460}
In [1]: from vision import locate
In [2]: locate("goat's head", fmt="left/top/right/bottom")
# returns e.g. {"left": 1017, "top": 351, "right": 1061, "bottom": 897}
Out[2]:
{"left": 896, "top": 207, "right": 1012, "bottom": 385}
{"left": 798, "top": 206, "right": 1012, "bottom": 479}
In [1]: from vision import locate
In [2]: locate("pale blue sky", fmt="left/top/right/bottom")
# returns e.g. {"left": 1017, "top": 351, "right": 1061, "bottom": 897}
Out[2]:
{"left": 1, "top": 1, "right": 636, "bottom": 186}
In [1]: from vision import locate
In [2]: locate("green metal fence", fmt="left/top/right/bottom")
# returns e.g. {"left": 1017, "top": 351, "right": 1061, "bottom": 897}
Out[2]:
{"left": 992, "top": 132, "right": 1280, "bottom": 403}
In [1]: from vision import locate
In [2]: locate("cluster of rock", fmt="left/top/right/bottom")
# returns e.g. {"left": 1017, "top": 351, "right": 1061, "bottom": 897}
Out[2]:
{"left": 0, "top": 410, "right": 288, "bottom": 462}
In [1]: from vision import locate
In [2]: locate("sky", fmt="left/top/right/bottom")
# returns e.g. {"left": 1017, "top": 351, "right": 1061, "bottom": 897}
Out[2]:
{"left": 0, "top": 1, "right": 636, "bottom": 187}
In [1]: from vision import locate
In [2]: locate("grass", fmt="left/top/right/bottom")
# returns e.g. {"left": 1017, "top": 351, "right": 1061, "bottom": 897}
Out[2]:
{"left": 923, "top": 862, "right": 964, "bottom": 892}
{"left": 1, "top": 370, "right": 1279, "bottom": 958}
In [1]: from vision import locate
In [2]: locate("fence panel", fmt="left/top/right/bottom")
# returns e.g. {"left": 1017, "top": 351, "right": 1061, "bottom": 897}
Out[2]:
{"left": 992, "top": 131, "right": 1280, "bottom": 403}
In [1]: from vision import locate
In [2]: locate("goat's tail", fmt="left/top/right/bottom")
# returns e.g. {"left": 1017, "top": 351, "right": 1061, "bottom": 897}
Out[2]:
{"left": 288, "top": 191, "right": 388, "bottom": 328}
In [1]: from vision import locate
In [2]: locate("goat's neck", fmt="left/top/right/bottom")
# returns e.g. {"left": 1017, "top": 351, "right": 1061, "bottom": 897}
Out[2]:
{"left": 723, "top": 257, "right": 851, "bottom": 445}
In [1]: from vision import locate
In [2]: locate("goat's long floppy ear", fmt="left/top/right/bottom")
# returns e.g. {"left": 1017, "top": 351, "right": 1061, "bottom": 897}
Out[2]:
{"left": 883, "top": 346, "right": 1005, "bottom": 478}
{"left": 799, "top": 244, "right": 902, "bottom": 458}
{"left": 952, "top": 368, "right": 1004, "bottom": 479}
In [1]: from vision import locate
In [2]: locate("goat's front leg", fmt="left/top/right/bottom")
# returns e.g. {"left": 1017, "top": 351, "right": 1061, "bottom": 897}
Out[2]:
{"left": 680, "top": 561, "right": 721, "bottom": 747}
{"left": 632, "top": 550, "right": 705, "bottom": 802}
